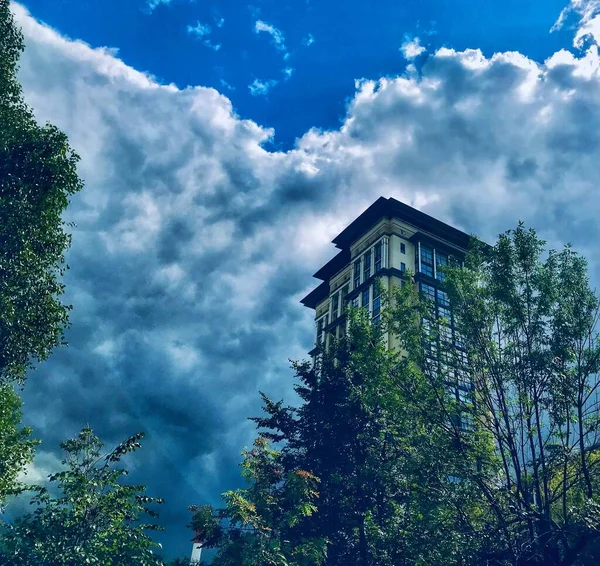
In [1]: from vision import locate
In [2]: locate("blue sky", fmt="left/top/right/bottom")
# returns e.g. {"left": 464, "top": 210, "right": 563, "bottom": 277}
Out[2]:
{"left": 21, "top": 0, "right": 575, "bottom": 148}
{"left": 9, "top": 0, "right": 600, "bottom": 560}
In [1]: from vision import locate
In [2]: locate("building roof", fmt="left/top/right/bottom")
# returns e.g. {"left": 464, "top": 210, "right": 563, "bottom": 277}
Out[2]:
{"left": 300, "top": 196, "right": 474, "bottom": 309}
{"left": 300, "top": 280, "right": 329, "bottom": 309}
{"left": 332, "top": 197, "right": 471, "bottom": 250}
{"left": 313, "top": 249, "right": 350, "bottom": 281}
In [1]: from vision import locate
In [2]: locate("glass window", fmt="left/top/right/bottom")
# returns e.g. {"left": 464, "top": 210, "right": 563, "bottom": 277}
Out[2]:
{"left": 437, "top": 289, "right": 450, "bottom": 308}
{"left": 420, "top": 245, "right": 434, "bottom": 277}
{"left": 438, "top": 306, "right": 451, "bottom": 322}
{"left": 362, "top": 288, "right": 370, "bottom": 312}
{"left": 401, "top": 242, "right": 406, "bottom": 254}
{"left": 460, "top": 412, "right": 473, "bottom": 431}
{"left": 400, "top": 262, "right": 406, "bottom": 272}
{"left": 364, "top": 249, "right": 372, "bottom": 281}
{"left": 353, "top": 259, "right": 361, "bottom": 289}
{"left": 436, "top": 251, "right": 448, "bottom": 281}
{"left": 352, "top": 296, "right": 360, "bottom": 309}
{"left": 420, "top": 283, "right": 436, "bottom": 303}
{"left": 372, "top": 284, "right": 381, "bottom": 321}
{"left": 458, "top": 371, "right": 471, "bottom": 390}
{"left": 374, "top": 242, "right": 382, "bottom": 272}
{"left": 332, "top": 292, "right": 340, "bottom": 320}
{"left": 458, "top": 388, "right": 471, "bottom": 404}
{"left": 341, "top": 285, "right": 349, "bottom": 311}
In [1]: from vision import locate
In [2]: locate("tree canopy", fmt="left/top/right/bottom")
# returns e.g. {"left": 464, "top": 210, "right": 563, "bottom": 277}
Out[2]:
{"left": 192, "top": 225, "right": 600, "bottom": 566}
{"left": 0, "top": 0, "right": 83, "bottom": 385}
{"left": 0, "top": 427, "right": 165, "bottom": 566}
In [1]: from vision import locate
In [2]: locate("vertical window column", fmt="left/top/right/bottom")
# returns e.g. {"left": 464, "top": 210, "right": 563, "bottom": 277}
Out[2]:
{"left": 364, "top": 249, "right": 372, "bottom": 281}
{"left": 374, "top": 242, "right": 382, "bottom": 272}
{"left": 382, "top": 237, "right": 389, "bottom": 269}
{"left": 361, "top": 287, "right": 371, "bottom": 314}
{"left": 353, "top": 258, "right": 361, "bottom": 290}
{"left": 372, "top": 284, "right": 381, "bottom": 325}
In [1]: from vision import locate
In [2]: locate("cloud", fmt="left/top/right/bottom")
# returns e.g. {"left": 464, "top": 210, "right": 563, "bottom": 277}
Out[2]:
{"left": 9, "top": 0, "right": 600, "bottom": 559}
{"left": 187, "top": 21, "right": 211, "bottom": 38}
{"left": 254, "top": 19, "right": 287, "bottom": 54}
{"left": 248, "top": 77, "right": 278, "bottom": 96}
{"left": 302, "top": 33, "right": 315, "bottom": 47}
{"left": 400, "top": 36, "right": 426, "bottom": 59}
{"left": 283, "top": 67, "right": 294, "bottom": 80}
{"left": 219, "top": 78, "right": 235, "bottom": 91}
{"left": 146, "top": 0, "right": 172, "bottom": 13}
{"left": 215, "top": 17, "right": 225, "bottom": 28}
{"left": 186, "top": 20, "right": 222, "bottom": 51}
{"left": 552, "top": 0, "right": 600, "bottom": 46}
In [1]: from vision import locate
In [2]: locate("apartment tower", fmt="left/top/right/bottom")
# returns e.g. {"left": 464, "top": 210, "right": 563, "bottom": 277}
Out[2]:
{"left": 301, "top": 196, "right": 471, "bottom": 358}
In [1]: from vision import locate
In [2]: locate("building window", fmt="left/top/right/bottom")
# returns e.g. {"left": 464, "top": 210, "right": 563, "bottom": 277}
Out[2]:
{"left": 361, "top": 288, "right": 370, "bottom": 312}
{"left": 341, "top": 284, "right": 349, "bottom": 312}
{"left": 420, "top": 245, "right": 434, "bottom": 277}
{"left": 331, "top": 292, "right": 340, "bottom": 320}
{"left": 317, "top": 313, "right": 328, "bottom": 344}
{"left": 436, "top": 251, "right": 448, "bottom": 281}
{"left": 353, "top": 259, "right": 361, "bottom": 289}
{"left": 437, "top": 289, "right": 450, "bottom": 308}
{"left": 420, "top": 282, "right": 436, "bottom": 303}
{"left": 372, "top": 284, "right": 381, "bottom": 325}
{"left": 374, "top": 242, "right": 382, "bottom": 272}
{"left": 401, "top": 242, "right": 406, "bottom": 254}
{"left": 400, "top": 262, "right": 406, "bottom": 272}
{"left": 352, "top": 296, "right": 360, "bottom": 309}
{"left": 460, "top": 412, "right": 473, "bottom": 431}
{"left": 364, "top": 249, "right": 372, "bottom": 281}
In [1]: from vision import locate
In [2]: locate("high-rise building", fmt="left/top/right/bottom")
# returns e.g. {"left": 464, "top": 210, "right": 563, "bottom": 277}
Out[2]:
{"left": 301, "top": 196, "right": 471, "bottom": 358}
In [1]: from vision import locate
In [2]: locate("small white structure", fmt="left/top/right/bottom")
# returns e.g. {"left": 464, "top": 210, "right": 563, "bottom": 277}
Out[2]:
{"left": 190, "top": 531, "right": 202, "bottom": 564}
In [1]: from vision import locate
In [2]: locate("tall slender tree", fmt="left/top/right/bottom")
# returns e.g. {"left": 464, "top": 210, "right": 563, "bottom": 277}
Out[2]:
{"left": 0, "top": 0, "right": 83, "bottom": 385}
{"left": 390, "top": 224, "right": 600, "bottom": 565}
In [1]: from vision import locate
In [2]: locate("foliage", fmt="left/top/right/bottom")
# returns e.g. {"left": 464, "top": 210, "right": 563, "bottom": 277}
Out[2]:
{"left": 0, "top": 384, "right": 38, "bottom": 509}
{"left": 390, "top": 224, "right": 600, "bottom": 565}
{"left": 0, "top": 0, "right": 83, "bottom": 384}
{"left": 194, "top": 223, "right": 600, "bottom": 566}
{"left": 190, "top": 436, "right": 327, "bottom": 566}
{"left": 0, "top": 427, "right": 164, "bottom": 565}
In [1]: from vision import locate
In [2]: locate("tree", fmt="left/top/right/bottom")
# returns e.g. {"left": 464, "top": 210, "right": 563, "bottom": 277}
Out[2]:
{"left": 390, "top": 224, "right": 600, "bottom": 565}
{"left": 0, "top": 0, "right": 83, "bottom": 385}
{"left": 0, "top": 384, "right": 38, "bottom": 510}
{"left": 190, "top": 436, "right": 327, "bottom": 566}
{"left": 195, "top": 307, "right": 475, "bottom": 566}
{"left": 0, "top": 427, "right": 164, "bottom": 565}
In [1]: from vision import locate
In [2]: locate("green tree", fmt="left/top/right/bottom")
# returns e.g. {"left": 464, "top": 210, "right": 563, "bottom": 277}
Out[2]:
{"left": 0, "top": 0, "right": 83, "bottom": 385}
{"left": 195, "top": 307, "right": 475, "bottom": 566}
{"left": 190, "top": 436, "right": 327, "bottom": 566}
{"left": 0, "top": 427, "right": 164, "bottom": 565}
{"left": 0, "top": 384, "right": 38, "bottom": 509}
{"left": 390, "top": 224, "right": 600, "bottom": 565}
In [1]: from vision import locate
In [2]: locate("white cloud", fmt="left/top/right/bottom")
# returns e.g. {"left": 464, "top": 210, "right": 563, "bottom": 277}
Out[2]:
{"left": 248, "top": 77, "right": 278, "bottom": 96}
{"left": 9, "top": 0, "right": 600, "bottom": 556}
{"left": 302, "top": 33, "right": 315, "bottom": 47}
{"left": 254, "top": 19, "right": 287, "bottom": 53}
{"left": 283, "top": 67, "right": 294, "bottom": 79}
{"left": 187, "top": 20, "right": 211, "bottom": 38}
{"left": 146, "top": 0, "right": 172, "bottom": 13}
{"left": 219, "top": 78, "right": 235, "bottom": 91}
{"left": 552, "top": 0, "right": 600, "bottom": 46}
{"left": 400, "top": 36, "right": 426, "bottom": 59}
{"left": 186, "top": 20, "right": 222, "bottom": 51}
{"left": 215, "top": 17, "right": 225, "bottom": 28}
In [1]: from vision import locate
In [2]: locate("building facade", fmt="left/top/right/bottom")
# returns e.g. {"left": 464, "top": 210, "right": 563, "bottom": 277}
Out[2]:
{"left": 301, "top": 197, "right": 473, "bottom": 417}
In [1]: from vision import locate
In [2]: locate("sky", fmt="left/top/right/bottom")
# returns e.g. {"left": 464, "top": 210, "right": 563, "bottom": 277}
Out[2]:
{"left": 8, "top": 0, "right": 600, "bottom": 560}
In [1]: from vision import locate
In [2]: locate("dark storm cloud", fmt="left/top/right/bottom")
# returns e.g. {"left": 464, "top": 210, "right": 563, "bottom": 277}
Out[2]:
{"left": 10, "top": 2, "right": 600, "bottom": 558}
